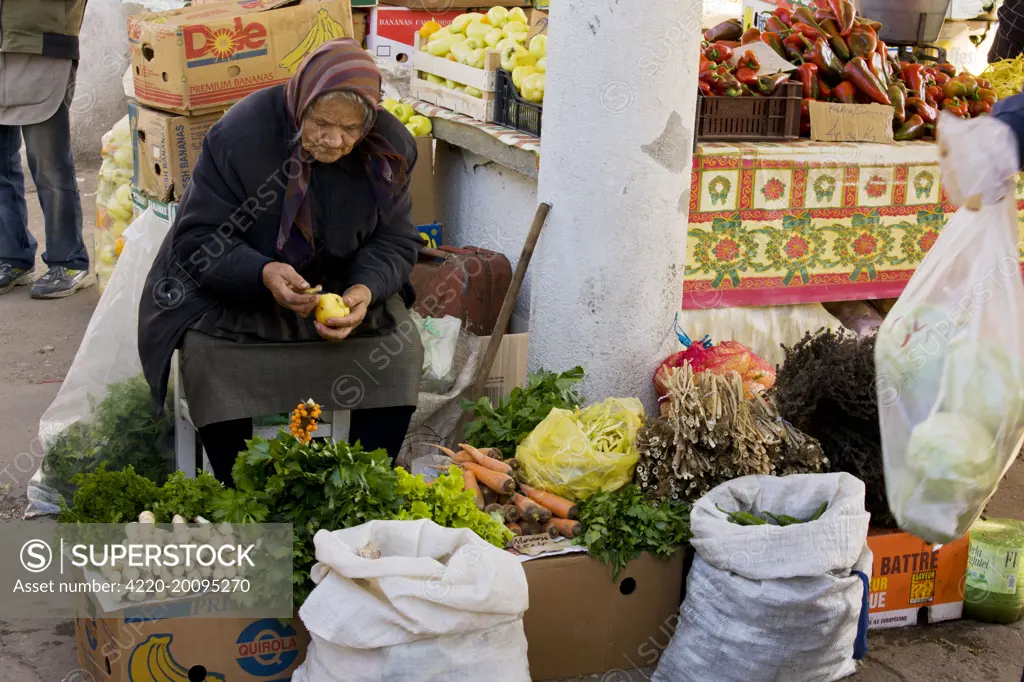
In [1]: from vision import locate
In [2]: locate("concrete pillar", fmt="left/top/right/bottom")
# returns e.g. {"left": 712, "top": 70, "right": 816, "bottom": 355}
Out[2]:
{"left": 529, "top": 0, "right": 702, "bottom": 408}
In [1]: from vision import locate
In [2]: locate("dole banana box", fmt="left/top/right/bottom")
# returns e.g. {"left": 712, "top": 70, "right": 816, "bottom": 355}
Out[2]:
{"left": 866, "top": 529, "right": 970, "bottom": 630}
{"left": 129, "top": 0, "right": 355, "bottom": 115}
{"left": 129, "top": 101, "right": 223, "bottom": 202}
{"left": 75, "top": 592, "right": 309, "bottom": 682}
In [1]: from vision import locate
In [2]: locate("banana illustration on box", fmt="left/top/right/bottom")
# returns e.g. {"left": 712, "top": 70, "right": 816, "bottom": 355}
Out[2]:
{"left": 129, "top": 634, "right": 226, "bottom": 682}
{"left": 280, "top": 8, "right": 348, "bottom": 72}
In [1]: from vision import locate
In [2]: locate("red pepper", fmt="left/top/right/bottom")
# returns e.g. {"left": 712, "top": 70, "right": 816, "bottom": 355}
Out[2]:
{"left": 906, "top": 97, "right": 938, "bottom": 124}
{"left": 888, "top": 83, "right": 906, "bottom": 123}
{"left": 783, "top": 33, "right": 809, "bottom": 62}
{"left": 936, "top": 62, "right": 957, "bottom": 77}
{"left": 738, "top": 50, "right": 760, "bottom": 71}
{"left": 894, "top": 114, "right": 926, "bottom": 141}
{"left": 834, "top": 80, "right": 857, "bottom": 104}
{"left": 818, "top": 76, "right": 833, "bottom": 100}
{"left": 802, "top": 36, "right": 843, "bottom": 80}
{"left": 793, "top": 7, "right": 826, "bottom": 33}
{"left": 756, "top": 72, "right": 790, "bottom": 95}
{"left": 764, "top": 17, "right": 790, "bottom": 34}
{"left": 846, "top": 24, "right": 878, "bottom": 59}
{"left": 760, "top": 32, "right": 788, "bottom": 60}
{"left": 854, "top": 16, "right": 883, "bottom": 32}
{"left": 876, "top": 41, "right": 893, "bottom": 82}
{"left": 818, "top": 17, "right": 851, "bottom": 60}
{"left": 842, "top": 56, "right": 891, "bottom": 105}
{"left": 901, "top": 63, "right": 927, "bottom": 100}
{"left": 970, "top": 100, "right": 993, "bottom": 117}
{"left": 705, "top": 41, "right": 734, "bottom": 63}
{"left": 773, "top": 7, "right": 794, "bottom": 27}
{"left": 704, "top": 19, "right": 743, "bottom": 43}
{"left": 979, "top": 88, "right": 998, "bottom": 105}
{"left": 699, "top": 54, "right": 714, "bottom": 74}
{"left": 735, "top": 67, "right": 759, "bottom": 87}
{"left": 815, "top": 8, "right": 836, "bottom": 23}
{"left": 941, "top": 97, "right": 968, "bottom": 117}
{"left": 829, "top": 0, "right": 857, "bottom": 35}
{"left": 933, "top": 71, "right": 950, "bottom": 86}
{"left": 926, "top": 85, "right": 944, "bottom": 106}
{"left": 943, "top": 79, "right": 968, "bottom": 99}
{"left": 791, "top": 22, "right": 826, "bottom": 42}
{"left": 801, "top": 98, "right": 812, "bottom": 136}
{"left": 956, "top": 72, "right": 980, "bottom": 100}
{"left": 795, "top": 63, "right": 820, "bottom": 99}
{"left": 741, "top": 28, "right": 762, "bottom": 45}
{"left": 698, "top": 79, "right": 713, "bottom": 96}
{"left": 870, "top": 52, "right": 890, "bottom": 89}
{"left": 976, "top": 77, "right": 993, "bottom": 90}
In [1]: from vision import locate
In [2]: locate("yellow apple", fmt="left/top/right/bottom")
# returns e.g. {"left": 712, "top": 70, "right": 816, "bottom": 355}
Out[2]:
{"left": 512, "top": 64, "right": 537, "bottom": 90}
{"left": 464, "top": 86, "right": 483, "bottom": 98}
{"left": 507, "top": 7, "right": 528, "bottom": 24}
{"left": 521, "top": 72, "right": 545, "bottom": 103}
{"left": 392, "top": 101, "right": 415, "bottom": 124}
{"left": 535, "top": 57, "right": 546, "bottom": 73}
{"left": 426, "top": 74, "right": 444, "bottom": 85}
{"left": 316, "top": 294, "right": 350, "bottom": 325}
{"left": 529, "top": 34, "right": 547, "bottom": 59}
{"left": 445, "top": 78, "right": 458, "bottom": 90}
{"left": 406, "top": 115, "right": 433, "bottom": 137}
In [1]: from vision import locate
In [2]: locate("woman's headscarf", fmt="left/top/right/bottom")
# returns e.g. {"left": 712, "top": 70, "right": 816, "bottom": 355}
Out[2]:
{"left": 278, "top": 38, "right": 407, "bottom": 267}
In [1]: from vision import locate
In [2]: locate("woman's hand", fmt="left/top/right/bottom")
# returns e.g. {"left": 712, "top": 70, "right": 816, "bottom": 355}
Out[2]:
{"left": 314, "top": 284, "right": 372, "bottom": 341}
{"left": 262, "top": 262, "right": 317, "bottom": 318}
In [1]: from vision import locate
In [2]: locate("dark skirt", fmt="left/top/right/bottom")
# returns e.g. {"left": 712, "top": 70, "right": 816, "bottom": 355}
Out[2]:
{"left": 180, "top": 296, "right": 423, "bottom": 427}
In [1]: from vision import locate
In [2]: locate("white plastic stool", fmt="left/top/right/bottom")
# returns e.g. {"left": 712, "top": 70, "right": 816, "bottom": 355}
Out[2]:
{"left": 172, "top": 352, "right": 350, "bottom": 477}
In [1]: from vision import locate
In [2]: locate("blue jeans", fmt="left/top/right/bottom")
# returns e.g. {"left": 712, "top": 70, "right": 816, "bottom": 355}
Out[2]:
{"left": 0, "top": 93, "right": 87, "bottom": 271}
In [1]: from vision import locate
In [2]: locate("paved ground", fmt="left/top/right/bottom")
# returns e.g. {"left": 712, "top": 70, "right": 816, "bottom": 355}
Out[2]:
{"left": 0, "top": 163, "right": 1022, "bottom": 681}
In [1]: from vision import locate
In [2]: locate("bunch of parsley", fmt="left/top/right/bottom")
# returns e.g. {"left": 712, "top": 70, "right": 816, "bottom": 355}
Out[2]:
{"left": 578, "top": 485, "right": 692, "bottom": 579}
{"left": 461, "top": 366, "right": 585, "bottom": 456}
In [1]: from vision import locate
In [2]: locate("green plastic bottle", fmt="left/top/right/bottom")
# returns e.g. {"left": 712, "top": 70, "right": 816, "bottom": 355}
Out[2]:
{"left": 964, "top": 518, "right": 1024, "bottom": 624}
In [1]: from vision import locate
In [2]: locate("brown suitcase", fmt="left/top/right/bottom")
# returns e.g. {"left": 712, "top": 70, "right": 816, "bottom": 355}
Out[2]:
{"left": 410, "top": 246, "right": 513, "bottom": 335}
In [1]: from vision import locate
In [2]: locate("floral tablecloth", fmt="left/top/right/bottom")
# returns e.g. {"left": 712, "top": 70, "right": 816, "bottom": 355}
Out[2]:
{"left": 684, "top": 140, "right": 1024, "bottom": 309}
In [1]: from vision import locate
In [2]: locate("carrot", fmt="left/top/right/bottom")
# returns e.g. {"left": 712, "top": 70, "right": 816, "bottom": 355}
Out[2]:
{"left": 459, "top": 444, "right": 513, "bottom": 475}
{"left": 507, "top": 523, "right": 524, "bottom": 536}
{"left": 497, "top": 494, "right": 514, "bottom": 506}
{"left": 512, "top": 493, "right": 543, "bottom": 523}
{"left": 536, "top": 505, "right": 552, "bottom": 524}
{"left": 482, "top": 486, "right": 498, "bottom": 506}
{"left": 485, "top": 503, "right": 504, "bottom": 515}
{"left": 541, "top": 520, "right": 562, "bottom": 539}
{"left": 519, "top": 484, "right": 579, "bottom": 520}
{"left": 503, "top": 504, "right": 521, "bottom": 523}
{"left": 544, "top": 517, "right": 582, "bottom": 539}
{"left": 429, "top": 444, "right": 472, "bottom": 463}
{"left": 520, "top": 522, "right": 543, "bottom": 536}
{"left": 481, "top": 447, "right": 504, "bottom": 460}
{"left": 505, "top": 458, "right": 521, "bottom": 471}
{"left": 462, "top": 468, "right": 485, "bottom": 510}
{"left": 461, "top": 462, "right": 515, "bottom": 495}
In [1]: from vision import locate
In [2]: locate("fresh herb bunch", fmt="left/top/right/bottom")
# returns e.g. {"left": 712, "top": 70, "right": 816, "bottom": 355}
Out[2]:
{"left": 461, "top": 367, "right": 585, "bottom": 456}
{"left": 578, "top": 484, "right": 692, "bottom": 579}
{"left": 58, "top": 464, "right": 163, "bottom": 524}
{"left": 152, "top": 471, "right": 224, "bottom": 523}
{"left": 771, "top": 330, "right": 894, "bottom": 527}
{"left": 212, "top": 434, "right": 405, "bottom": 606}
{"left": 43, "top": 375, "right": 174, "bottom": 500}
{"left": 395, "top": 465, "right": 512, "bottom": 548}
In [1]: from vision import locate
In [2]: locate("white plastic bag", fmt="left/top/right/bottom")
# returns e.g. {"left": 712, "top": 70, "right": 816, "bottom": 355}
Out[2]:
{"left": 876, "top": 168, "right": 1024, "bottom": 543}
{"left": 654, "top": 473, "right": 872, "bottom": 682}
{"left": 410, "top": 311, "right": 461, "bottom": 393}
{"left": 293, "top": 519, "right": 530, "bottom": 682}
{"left": 27, "top": 208, "right": 174, "bottom": 516}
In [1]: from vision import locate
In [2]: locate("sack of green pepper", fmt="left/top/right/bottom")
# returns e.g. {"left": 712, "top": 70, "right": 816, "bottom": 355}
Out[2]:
{"left": 653, "top": 472, "right": 873, "bottom": 682}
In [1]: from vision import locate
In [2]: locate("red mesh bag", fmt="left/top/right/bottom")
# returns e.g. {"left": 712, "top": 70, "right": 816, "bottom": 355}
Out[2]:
{"left": 654, "top": 328, "right": 776, "bottom": 399}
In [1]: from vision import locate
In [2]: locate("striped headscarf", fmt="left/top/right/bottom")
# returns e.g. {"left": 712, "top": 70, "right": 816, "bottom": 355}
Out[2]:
{"left": 278, "top": 38, "right": 407, "bottom": 266}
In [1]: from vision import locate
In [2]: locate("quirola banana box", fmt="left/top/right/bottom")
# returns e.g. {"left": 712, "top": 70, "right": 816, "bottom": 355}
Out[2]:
{"left": 129, "top": 0, "right": 355, "bottom": 115}
{"left": 75, "top": 591, "right": 310, "bottom": 682}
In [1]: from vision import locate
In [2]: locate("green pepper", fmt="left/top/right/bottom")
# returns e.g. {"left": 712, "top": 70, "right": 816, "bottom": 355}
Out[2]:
{"left": 764, "top": 512, "right": 805, "bottom": 527}
{"left": 846, "top": 23, "right": 878, "bottom": 59}
{"left": 802, "top": 36, "right": 843, "bottom": 81}
{"left": 854, "top": 16, "right": 883, "bottom": 33}
{"left": 756, "top": 71, "right": 790, "bottom": 95}
{"left": 870, "top": 52, "right": 890, "bottom": 89}
{"left": 819, "top": 18, "right": 851, "bottom": 60}
{"left": 718, "top": 506, "right": 769, "bottom": 526}
{"left": 956, "top": 72, "right": 980, "bottom": 100}
{"left": 792, "top": 7, "right": 826, "bottom": 34}
{"left": 888, "top": 83, "right": 906, "bottom": 123}
{"left": 943, "top": 79, "right": 968, "bottom": 99}
{"left": 765, "top": 16, "right": 790, "bottom": 35}
{"left": 979, "top": 88, "right": 998, "bottom": 105}
{"left": 842, "top": 57, "right": 891, "bottom": 105}
{"left": 807, "top": 501, "right": 829, "bottom": 522}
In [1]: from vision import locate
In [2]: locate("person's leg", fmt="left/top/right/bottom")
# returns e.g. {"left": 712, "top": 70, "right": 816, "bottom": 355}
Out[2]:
{"left": 347, "top": 406, "right": 416, "bottom": 461}
{"left": 0, "top": 123, "right": 38, "bottom": 293}
{"left": 198, "top": 417, "right": 254, "bottom": 484}
{"left": 22, "top": 81, "right": 89, "bottom": 298}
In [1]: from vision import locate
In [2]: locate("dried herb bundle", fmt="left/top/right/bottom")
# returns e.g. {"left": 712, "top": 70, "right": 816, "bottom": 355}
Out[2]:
{"left": 771, "top": 329, "right": 894, "bottom": 527}
{"left": 637, "top": 363, "right": 827, "bottom": 502}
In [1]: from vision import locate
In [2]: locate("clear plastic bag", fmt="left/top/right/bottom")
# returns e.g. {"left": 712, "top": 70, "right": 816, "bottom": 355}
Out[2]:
{"left": 26, "top": 208, "right": 176, "bottom": 517}
{"left": 516, "top": 398, "right": 644, "bottom": 501}
{"left": 876, "top": 195, "right": 1024, "bottom": 544}
{"left": 410, "top": 312, "right": 461, "bottom": 394}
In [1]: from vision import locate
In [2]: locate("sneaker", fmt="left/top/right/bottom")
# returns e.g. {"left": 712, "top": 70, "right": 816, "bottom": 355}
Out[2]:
{"left": 0, "top": 263, "right": 37, "bottom": 295}
{"left": 30, "top": 266, "right": 93, "bottom": 299}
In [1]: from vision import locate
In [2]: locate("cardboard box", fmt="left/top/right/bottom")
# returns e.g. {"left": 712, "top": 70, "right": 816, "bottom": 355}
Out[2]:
{"left": 476, "top": 333, "right": 528, "bottom": 404}
{"left": 523, "top": 550, "right": 687, "bottom": 680}
{"left": 131, "top": 186, "right": 180, "bottom": 226}
{"left": 526, "top": 9, "right": 548, "bottom": 43}
{"left": 75, "top": 592, "right": 309, "bottom": 682}
{"left": 809, "top": 101, "right": 895, "bottom": 144}
{"left": 866, "top": 529, "right": 970, "bottom": 630}
{"left": 410, "top": 136, "right": 436, "bottom": 226}
{"left": 367, "top": 5, "right": 461, "bottom": 63}
{"left": 129, "top": 102, "right": 222, "bottom": 202}
{"left": 353, "top": 7, "right": 368, "bottom": 45}
{"left": 129, "top": 0, "right": 355, "bottom": 114}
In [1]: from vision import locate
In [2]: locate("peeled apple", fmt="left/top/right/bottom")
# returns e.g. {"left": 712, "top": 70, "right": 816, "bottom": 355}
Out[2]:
{"left": 500, "top": 44, "right": 535, "bottom": 71}
{"left": 315, "top": 294, "right": 350, "bottom": 325}
{"left": 495, "top": 38, "right": 518, "bottom": 54}
{"left": 521, "top": 72, "right": 545, "bottom": 103}
{"left": 451, "top": 13, "right": 480, "bottom": 34}
{"left": 450, "top": 41, "right": 471, "bottom": 64}
{"left": 502, "top": 21, "right": 527, "bottom": 38}
{"left": 508, "top": 7, "right": 528, "bottom": 24}
{"left": 507, "top": 31, "right": 528, "bottom": 44}
{"left": 406, "top": 115, "right": 432, "bottom": 137}
{"left": 486, "top": 6, "right": 509, "bottom": 27}
{"left": 466, "top": 48, "right": 486, "bottom": 69}
{"left": 428, "top": 26, "right": 452, "bottom": 42}
{"left": 464, "top": 37, "right": 485, "bottom": 50}
{"left": 512, "top": 65, "right": 537, "bottom": 90}
{"left": 427, "top": 36, "right": 455, "bottom": 57}
{"left": 529, "top": 34, "right": 547, "bottom": 59}
{"left": 108, "top": 184, "right": 134, "bottom": 222}
{"left": 465, "top": 21, "right": 490, "bottom": 42}
{"left": 485, "top": 28, "right": 503, "bottom": 48}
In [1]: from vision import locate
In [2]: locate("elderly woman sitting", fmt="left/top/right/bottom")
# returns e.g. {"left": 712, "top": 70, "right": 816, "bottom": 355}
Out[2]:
{"left": 139, "top": 39, "right": 424, "bottom": 482}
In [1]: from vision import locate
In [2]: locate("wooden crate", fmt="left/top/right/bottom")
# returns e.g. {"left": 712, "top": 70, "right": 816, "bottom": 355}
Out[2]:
{"left": 410, "top": 78, "right": 496, "bottom": 122}
{"left": 412, "top": 32, "right": 501, "bottom": 93}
